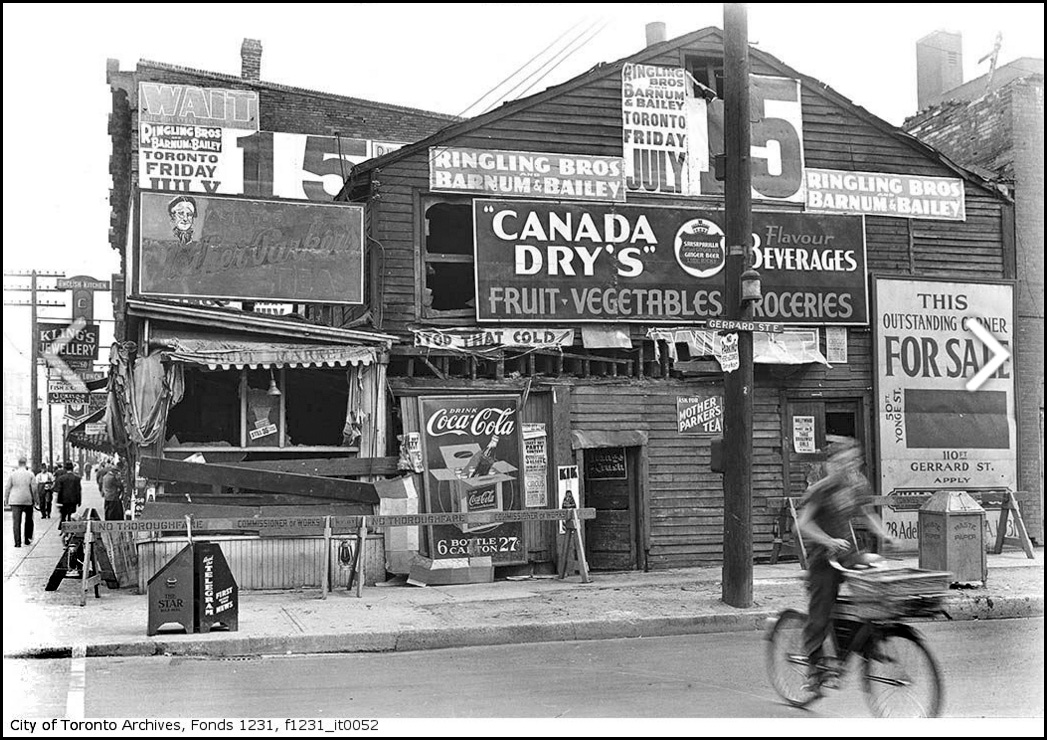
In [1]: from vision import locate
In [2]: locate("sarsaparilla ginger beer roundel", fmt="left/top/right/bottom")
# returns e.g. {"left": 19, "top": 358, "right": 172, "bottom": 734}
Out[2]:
{"left": 674, "top": 218, "right": 726, "bottom": 278}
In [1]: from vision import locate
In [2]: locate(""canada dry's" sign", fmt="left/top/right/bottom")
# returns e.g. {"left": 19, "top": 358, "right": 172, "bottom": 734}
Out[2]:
{"left": 473, "top": 199, "right": 866, "bottom": 324}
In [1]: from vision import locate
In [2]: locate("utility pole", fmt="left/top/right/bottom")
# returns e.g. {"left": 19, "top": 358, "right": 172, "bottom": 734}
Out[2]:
{"left": 721, "top": 3, "right": 756, "bottom": 608}
{"left": 3, "top": 270, "right": 65, "bottom": 472}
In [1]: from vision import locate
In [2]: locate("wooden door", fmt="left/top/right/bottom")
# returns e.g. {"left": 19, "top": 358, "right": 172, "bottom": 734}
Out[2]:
{"left": 584, "top": 447, "right": 639, "bottom": 570}
{"left": 783, "top": 397, "right": 866, "bottom": 499}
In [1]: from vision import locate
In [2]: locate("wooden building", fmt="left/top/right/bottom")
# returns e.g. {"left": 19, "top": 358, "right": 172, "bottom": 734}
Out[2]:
{"left": 335, "top": 26, "right": 1023, "bottom": 573}
{"left": 102, "top": 41, "right": 456, "bottom": 588}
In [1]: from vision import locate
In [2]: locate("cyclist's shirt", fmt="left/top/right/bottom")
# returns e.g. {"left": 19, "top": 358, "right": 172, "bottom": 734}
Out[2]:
{"left": 802, "top": 467, "right": 872, "bottom": 563}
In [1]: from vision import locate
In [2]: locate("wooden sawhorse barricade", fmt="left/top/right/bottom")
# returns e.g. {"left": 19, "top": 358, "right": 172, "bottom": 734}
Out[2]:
{"left": 770, "top": 490, "right": 1035, "bottom": 568}
{"left": 60, "top": 507, "right": 598, "bottom": 600}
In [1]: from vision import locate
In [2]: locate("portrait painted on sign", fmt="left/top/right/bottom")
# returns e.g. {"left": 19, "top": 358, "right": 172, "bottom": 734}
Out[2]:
{"left": 167, "top": 195, "right": 198, "bottom": 244}
{"left": 137, "top": 192, "right": 364, "bottom": 304}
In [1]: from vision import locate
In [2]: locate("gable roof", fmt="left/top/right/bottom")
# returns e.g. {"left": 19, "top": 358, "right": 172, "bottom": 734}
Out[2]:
{"left": 341, "top": 26, "right": 1006, "bottom": 200}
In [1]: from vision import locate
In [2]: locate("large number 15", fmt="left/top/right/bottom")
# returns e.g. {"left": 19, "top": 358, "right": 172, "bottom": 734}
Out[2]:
{"left": 749, "top": 75, "right": 804, "bottom": 200}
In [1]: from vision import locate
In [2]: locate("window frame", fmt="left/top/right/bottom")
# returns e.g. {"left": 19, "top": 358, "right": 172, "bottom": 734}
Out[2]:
{"left": 417, "top": 192, "right": 476, "bottom": 322}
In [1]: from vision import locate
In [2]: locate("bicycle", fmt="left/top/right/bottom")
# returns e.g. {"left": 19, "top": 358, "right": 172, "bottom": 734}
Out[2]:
{"left": 765, "top": 555, "right": 948, "bottom": 717}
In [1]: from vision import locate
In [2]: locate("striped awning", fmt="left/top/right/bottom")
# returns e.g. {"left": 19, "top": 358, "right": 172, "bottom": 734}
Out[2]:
{"left": 67, "top": 407, "right": 113, "bottom": 453}
{"left": 160, "top": 337, "right": 377, "bottom": 370}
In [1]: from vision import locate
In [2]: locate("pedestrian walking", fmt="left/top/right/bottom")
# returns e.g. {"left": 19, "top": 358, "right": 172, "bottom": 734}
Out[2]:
{"left": 54, "top": 461, "right": 83, "bottom": 524}
{"left": 35, "top": 464, "right": 55, "bottom": 519}
{"left": 4, "top": 456, "right": 38, "bottom": 547}
{"left": 102, "top": 461, "right": 126, "bottom": 521}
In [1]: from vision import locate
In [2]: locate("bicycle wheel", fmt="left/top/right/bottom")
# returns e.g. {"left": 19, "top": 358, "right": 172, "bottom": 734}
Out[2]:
{"left": 766, "top": 609, "right": 822, "bottom": 708}
{"left": 862, "top": 625, "right": 943, "bottom": 717}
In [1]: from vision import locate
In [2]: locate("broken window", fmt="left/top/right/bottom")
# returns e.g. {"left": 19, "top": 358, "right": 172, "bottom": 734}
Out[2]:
{"left": 685, "top": 55, "right": 724, "bottom": 98}
{"left": 165, "top": 367, "right": 241, "bottom": 446}
{"left": 423, "top": 199, "right": 475, "bottom": 316}
{"left": 165, "top": 366, "right": 359, "bottom": 450}
{"left": 285, "top": 368, "right": 351, "bottom": 447}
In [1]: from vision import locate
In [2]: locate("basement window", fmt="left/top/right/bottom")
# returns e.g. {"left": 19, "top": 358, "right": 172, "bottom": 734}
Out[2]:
{"left": 423, "top": 198, "right": 474, "bottom": 317}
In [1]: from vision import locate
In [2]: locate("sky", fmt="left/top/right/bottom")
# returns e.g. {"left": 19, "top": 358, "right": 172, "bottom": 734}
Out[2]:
{"left": 2, "top": 2, "right": 1044, "bottom": 369}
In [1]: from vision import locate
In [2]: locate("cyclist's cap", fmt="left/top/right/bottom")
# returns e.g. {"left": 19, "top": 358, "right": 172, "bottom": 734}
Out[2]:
{"left": 826, "top": 435, "right": 858, "bottom": 451}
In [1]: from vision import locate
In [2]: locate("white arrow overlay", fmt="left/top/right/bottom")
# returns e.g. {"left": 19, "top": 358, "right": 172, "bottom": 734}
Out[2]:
{"left": 965, "top": 317, "right": 1011, "bottom": 392}
{"left": 43, "top": 317, "right": 89, "bottom": 394}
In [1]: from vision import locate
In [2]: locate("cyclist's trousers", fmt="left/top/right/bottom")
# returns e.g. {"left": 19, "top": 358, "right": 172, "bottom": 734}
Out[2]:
{"left": 803, "top": 556, "right": 844, "bottom": 669}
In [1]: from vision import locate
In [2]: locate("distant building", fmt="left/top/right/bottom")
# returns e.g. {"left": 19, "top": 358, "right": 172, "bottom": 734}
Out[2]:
{"left": 3, "top": 370, "right": 30, "bottom": 469}
{"left": 906, "top": 55, "right": 1045, "bottom": 541}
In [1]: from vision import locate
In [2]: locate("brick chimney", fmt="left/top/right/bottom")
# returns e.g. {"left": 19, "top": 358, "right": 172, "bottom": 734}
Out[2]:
{"left": 241, "top": 38, "right": 262, "bottom": 81}
{"left": 646, "top": 22, "right": 667, "bottom": 48}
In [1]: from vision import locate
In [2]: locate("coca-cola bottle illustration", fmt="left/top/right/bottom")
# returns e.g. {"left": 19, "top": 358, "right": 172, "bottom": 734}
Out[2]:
{"left": 462, "top": 435, "right": 499, "bottom": 478}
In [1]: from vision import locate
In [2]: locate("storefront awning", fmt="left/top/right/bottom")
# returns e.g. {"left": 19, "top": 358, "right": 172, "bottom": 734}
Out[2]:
{"left": 753, "top": 330, "right": 830, "bottom": 366}
{"left": 646, "top": 328, "right": 830, "bottom": 367}
{"left": 67, "top": 407, "right": 114, "bottom": 453}
{"left": 158, "top": 337, "right": 377, "bottom": 370}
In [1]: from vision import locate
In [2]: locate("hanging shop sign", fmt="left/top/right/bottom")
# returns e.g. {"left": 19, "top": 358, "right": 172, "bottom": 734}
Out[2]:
{"left": 677, "top": 392, "right": 723, "bottom": 436}
{"left": 473, "top": 199, "right": 867, "bottom": 324}
{"left": 805, "top": 169, "right": 965, "bottom": 221}
{"left": 138, "top": 192, "right": 364, "bottom": 304}
{"left": 139, "top": 81, "right": 403, "bottom": 201}
{"left": 413, "top": 327, "right": 575, "bottom": 350}
{"left": 523, "top": 423, "right": 548, "bottom": 508}
{"left": 417, "top": 395, "right": 525, "bottom": 565}
{"left": 37, "top": 322, "right": 99, "bottom": 360}
{"left": 57, "top": 276, "right": 110, "bottom": 291}
{"left": 874, "top": 276, "right": 1017, "bottom": 550}
{"left": 430, "top": 146, "right": 625, "bottom": 202}
{"left": 622, "top": 65, "right": 804, "bottom": 202}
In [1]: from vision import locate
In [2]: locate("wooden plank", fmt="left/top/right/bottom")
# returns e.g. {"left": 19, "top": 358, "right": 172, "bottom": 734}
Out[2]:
{"left": 142, "top": 502, "right": 373, "bottom": 520}
{"left": 153, "top": 492, "right": 371, "bottom": 508}
{"left": 226, "top": 456, "right": 400, "bottom": 477}
{"left": 139, "top": 456, "right": 379, "bottom": 504}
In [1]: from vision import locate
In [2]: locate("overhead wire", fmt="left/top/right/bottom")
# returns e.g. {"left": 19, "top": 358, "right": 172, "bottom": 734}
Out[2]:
{"left": 481, "top": 18, "right": 605, "bottom": 113}
{"left": 456, "top": 17, "right": 591, "bottom": 119}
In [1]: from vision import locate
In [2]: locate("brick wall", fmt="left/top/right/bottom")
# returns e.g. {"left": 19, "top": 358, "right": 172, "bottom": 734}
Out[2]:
{"left": 905, "top": 88, "right": 1015, "bottom": 180}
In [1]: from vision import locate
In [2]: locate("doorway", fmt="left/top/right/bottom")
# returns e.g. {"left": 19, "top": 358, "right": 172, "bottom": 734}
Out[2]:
{"left": 782, "top": 395, "right": 870, "bottom": 499}
{"left": 583, "top": 446, "right": 642, "bottom": 570}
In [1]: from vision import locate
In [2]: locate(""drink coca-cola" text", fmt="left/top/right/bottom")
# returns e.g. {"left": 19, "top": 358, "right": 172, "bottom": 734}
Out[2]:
{"left": 426, "top": 407, "right": 516, "bottom": 438}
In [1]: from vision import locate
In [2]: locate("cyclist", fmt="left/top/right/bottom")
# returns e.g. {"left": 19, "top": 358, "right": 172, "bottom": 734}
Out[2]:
{"left": 796, "top": 435, "right": 892, "bottom": 693}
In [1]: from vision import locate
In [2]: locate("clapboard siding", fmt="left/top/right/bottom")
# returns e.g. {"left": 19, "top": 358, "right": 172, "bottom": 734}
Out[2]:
{"left": 568, "top": 379, "right": 791, "bottom": 566}
{"left": 371, "top": 35, "right": 1006, "bottom": 340}
{"left": 363, "top": 32, "right": 1011, "bottom": 567}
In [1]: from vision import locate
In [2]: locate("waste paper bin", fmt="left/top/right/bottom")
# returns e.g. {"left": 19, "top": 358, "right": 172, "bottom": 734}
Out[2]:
{"left": 918, "top": 490, "right": 987, "bottom": 584}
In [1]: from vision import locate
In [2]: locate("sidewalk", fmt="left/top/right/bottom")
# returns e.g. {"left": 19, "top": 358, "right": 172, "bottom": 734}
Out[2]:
{"left": 4, "top": 488, "right": 1043, "bottom": 659}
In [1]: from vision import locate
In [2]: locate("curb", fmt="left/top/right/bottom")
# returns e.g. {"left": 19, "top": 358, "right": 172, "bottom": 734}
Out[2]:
{"left": 6, "top": 593, "right": 1041, "bottom": 660}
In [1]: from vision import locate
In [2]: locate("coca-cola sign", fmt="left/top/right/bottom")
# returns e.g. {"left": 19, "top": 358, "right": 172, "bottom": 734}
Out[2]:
{"left": 419, "top": 395, "right": 525, "bottom": 566}
{"left": 425, "top": 406, "right": 517, "bottom": 438}
{"left": 467, "top": 488, "right": 498, "bottom": 510}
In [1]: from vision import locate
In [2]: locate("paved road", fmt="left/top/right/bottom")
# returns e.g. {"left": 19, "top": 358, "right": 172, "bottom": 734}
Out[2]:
{"left": 3, "top": 617, "right": 1041, "bottom": 726}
